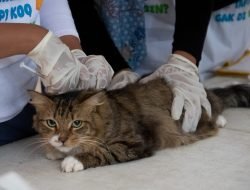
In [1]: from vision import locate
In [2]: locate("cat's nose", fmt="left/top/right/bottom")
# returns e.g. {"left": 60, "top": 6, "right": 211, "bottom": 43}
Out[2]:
{"left": 59, "top": 136, "right": 67, "bottom": 144}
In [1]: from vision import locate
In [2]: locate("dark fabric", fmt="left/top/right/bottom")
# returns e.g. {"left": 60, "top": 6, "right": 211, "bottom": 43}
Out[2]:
{"left": 0, "top": 104, "right": 36, "bottom": 146}
{"left": 68, "top": 0, "right": 237, "bottom": 69}
{"left": 172, "top": 0, "right": 238, "bottom": 64}
{"left": 214, "top": 0, "right": 239, "bottom": 10}
{"left": 68, "top": 0, "right": 130, "bottom": 73}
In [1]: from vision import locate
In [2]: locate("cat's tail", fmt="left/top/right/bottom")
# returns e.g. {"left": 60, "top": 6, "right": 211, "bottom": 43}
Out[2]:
{"left": 210, "top": 84, "right": 250, "bottom": 108}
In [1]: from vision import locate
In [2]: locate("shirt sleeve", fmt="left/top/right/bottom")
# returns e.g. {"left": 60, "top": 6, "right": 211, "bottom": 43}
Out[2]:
{"left": 172, "top": 0, "right": 237, "bottom": 64}
{"left": 40, "top": 0, "right": 79, "bottom": 38}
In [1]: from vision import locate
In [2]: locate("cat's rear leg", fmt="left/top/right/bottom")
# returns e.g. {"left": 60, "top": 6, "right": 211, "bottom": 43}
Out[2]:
{"left": 194, "top": 117, "right": 219, "bottom": 140}
{"left": 215, "top": 115, "right": 227, "bottom": 128}
{"left": 192, "top": 115, "right": 225, "bottom": 143}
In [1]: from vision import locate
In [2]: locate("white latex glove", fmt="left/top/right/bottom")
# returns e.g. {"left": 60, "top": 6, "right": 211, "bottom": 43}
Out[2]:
{"left": 140, "top": 54, "right": 212, "bottom": 133}
{"left": 26, "top": 31, "right": 90, "bottom": 94}
{"left": 72, "top": 49, "right": 114, "bottom": 90}
{"left": 108, "top": 69, "right": 140, "bottom": 90}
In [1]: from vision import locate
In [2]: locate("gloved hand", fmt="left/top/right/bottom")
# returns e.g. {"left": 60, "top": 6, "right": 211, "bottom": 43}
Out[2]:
{"left": 140, "top": 54, "right": 212, "bottom": 133}
{"left": 108, "top": 69, "right": 140, "bottom": 90}
{"left": 72, "top": 49, "right": 114, "bottom": 90}
{"left": 26, "top": 31, "right": 90, "bottom": 94}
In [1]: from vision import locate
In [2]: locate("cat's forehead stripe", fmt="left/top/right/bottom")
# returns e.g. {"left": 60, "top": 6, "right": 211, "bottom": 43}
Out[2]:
{"left": 54, "top": 98, "right": 73, "bottom": 118}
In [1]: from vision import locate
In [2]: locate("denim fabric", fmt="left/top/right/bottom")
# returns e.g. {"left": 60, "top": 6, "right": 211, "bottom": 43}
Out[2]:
{"left": 0, "top": 104, "right": 37, "bottom": 146}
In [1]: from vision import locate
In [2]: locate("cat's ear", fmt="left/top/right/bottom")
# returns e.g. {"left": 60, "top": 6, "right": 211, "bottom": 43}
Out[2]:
{"left": 83, "top": 91, "right": 106, "bottom": 107}
{"left": 28, "top": 90, "right": 54, "bottom": 108}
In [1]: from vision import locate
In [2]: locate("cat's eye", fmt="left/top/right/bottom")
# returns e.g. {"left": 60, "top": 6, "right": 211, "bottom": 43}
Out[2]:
{"left": 46, "top": 119, "right": 57, "bottom": 128}
{"left": 71, "top": 120, "right": 83, "bottom": 129}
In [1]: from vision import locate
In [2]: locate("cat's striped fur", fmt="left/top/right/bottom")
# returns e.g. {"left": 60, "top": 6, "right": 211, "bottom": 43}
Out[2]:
{"left": 29, "top": 78, "right": 250, "bottom": 172}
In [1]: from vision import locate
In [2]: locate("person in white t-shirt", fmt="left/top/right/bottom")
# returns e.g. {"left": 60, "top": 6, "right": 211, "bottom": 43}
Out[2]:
{"left": 0, "top": 0, "right": 114, "bottom": 145}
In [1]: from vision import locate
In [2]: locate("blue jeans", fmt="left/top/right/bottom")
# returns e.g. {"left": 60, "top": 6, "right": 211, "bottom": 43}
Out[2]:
{"left": 0, "top": 104, "right": 37, "bottom": 146}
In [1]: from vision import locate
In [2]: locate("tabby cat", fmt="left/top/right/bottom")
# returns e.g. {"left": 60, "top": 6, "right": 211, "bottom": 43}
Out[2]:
{"left": 29, "top": 78, "right": 250, "bottom": 172}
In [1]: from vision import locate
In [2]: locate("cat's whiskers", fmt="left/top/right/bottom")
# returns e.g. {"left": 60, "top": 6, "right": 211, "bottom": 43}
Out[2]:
{"left": 79, "top": 140, "right": 102, "bottom": 151}
{"left": 80, "top": 137, "right": 110, "bottom": 150}
{"left": 13, "top": 139, "right": 46, "bottom": 159}
{"left": 79, "top": 140, "right": 113, "bottom": 160}
{"left": 91, "top": 137, "right": 112, "bottom": 155}
{"left": 79, "top": 140, "right": 98, "bottom": 147}
{"left": 24, "top": 137, "right": 49, "bottom": 154}
{"left": 16, "top": 141, "right": 48, "bottom": 162}
{"left": 79, "top": 137, "right": 112, "bottom": 155}
{"left": 21, "top": 137, "right": 49, "bottom": 150}
{"left": 28, "top": 141, "right": 47, "bottom": 155}
{"left": 79, "top": 138, "right": 104, "bottom": 147}
{"left": 90, "top": 136, "right": 106, "bottom": 144}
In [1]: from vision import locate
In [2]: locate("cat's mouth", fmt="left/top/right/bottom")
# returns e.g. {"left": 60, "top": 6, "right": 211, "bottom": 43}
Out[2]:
{"left": 49, "top": 135, "right": 73, "bottom": 153}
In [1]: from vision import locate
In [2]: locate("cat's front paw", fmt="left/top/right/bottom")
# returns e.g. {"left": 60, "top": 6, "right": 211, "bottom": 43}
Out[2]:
{"left": 61, "top": 156, "right": 84, "bottom": 173}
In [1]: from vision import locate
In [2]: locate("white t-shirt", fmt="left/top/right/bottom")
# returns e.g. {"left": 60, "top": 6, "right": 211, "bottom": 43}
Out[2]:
{"left": 135, "top": 0, "right": 250, "bottom": 81}
{"left": 0, "top": 0, "right": 79, "bottom": 122}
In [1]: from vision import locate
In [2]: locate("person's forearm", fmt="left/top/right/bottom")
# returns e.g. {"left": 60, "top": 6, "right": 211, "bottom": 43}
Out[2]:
{"left": 172, "top": 0, "right": 238, "bottom": 65}
{"left": 0, "top": 23, "right": 81, "bottom": 59}
{"left": 173, "top": 50, "right": 197, "bottom": 65}
{"left": 60, "top": 35, "right": 82, "bottom": 50}
{"left": 0, "top": 23, "right": 48, "bottom": 58}
{"left": 172, "top": 0, "right": 213, "bottom": 65}
{"left": 68, "top": 0, "right": 130, "bottom": 72}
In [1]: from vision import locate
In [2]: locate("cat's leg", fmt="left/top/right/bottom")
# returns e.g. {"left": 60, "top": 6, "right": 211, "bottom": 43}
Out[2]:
{"left": 61, "top": 152, "right": 111, "bottom": 172}
{"left": 108, "top": 142, "right": 153, "bottom": 163}
{"left": 45, "top": 144, "right": 66, "bottom": 160}
{"left": 60, "top": 143, "right": 151, "bottom": 172}
{"left": 215, "top": 115, "right": 227, "bottom": 128}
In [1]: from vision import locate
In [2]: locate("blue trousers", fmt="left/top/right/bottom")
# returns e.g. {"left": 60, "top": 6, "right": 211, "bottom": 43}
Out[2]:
{"left": 0, "top": 104, "right": 37, "bottom": 146}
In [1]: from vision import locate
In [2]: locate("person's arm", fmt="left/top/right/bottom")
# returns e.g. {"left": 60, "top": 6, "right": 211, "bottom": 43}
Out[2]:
{"left": 172, "top": 0, "right": 213, "bottom": 64}
{"left": 141, "top": 0, "right": 238, "bottom": 133}
{"left": 141, "top": 0, "right": 215, "bottom": 132}
{"left": 38, "top": 0, "right": 114, "bottom": 92}
{"left": 0, "top": 23, "right": 80, "bottom": 58}
{"left": 172, "top": 0, "right": 238, "bottom": 64}
{"left": 39, "top": 0, "right": 82, "bottom": 51}
{"left": 68, "top": 0, "right": 130, "bottom": 73}
{"left": 0, "top": 23, "right": 47, "bottom": 58}
{"left": 60, "top": 35, "right": 82, "bottom": 50}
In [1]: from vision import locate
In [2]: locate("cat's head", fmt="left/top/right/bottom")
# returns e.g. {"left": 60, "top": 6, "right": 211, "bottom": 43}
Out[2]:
{"left": 29, "top": 90, "right": 109, "bottom": 153}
